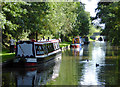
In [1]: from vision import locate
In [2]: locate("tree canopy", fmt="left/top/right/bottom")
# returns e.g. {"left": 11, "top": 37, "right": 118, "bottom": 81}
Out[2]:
{"left": 95, "top": 1, "right": 120, "bottom": 45}
{"left": 1, "top": 1, "right": 94, "bottom": 47}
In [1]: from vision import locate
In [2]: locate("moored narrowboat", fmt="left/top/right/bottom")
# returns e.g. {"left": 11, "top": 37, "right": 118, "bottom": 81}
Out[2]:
{"left": 70, "top": 36, "right": 83, "bottom": 48}
{"left": 82, "top": 36, "right": 90, "bottom": 44}
{"left": 14, "top": 39, "right": 61, "bottom": 67}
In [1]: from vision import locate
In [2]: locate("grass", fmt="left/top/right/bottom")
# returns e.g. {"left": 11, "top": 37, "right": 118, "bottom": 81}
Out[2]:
{"left": 0, "top": 49, "right": 15, "bottom": 62}
{"left": 59, "top": 42, "right": 71, "bottom": 48}
{"left": 89, "top": 38, "right": 95, "bottom": 41}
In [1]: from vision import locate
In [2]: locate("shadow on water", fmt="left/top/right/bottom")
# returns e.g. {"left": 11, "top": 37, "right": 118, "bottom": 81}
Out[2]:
{"left": 2, "top": 53, "right": 62, "bottom": 86}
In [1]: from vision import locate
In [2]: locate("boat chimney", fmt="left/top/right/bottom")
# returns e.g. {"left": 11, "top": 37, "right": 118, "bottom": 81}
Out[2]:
{"left": 48, "top": 37, "right": 49, "bottom": 41}
{"left": 43, "top": 36, "right": 45, "bottom": 40}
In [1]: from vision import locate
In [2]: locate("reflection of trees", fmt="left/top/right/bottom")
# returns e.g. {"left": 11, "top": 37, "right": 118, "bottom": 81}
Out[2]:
{"left": 83, "top": 44, "right": 89, "bottom": 57}
{"left": 2, "top": 53, "right": 62, "bottom": 86}
{"left": 106, "top": 46, "right": 120, "bottom": 57}
{"left": 48, "top": 49, "right": 79, "bottom": 85}
{"left": 97, "top": 45, "right": 120, "bottom": 85}
{"left": 78, "top": 42, "right": 107, "bottom": 85}
{"left": 2, "top": 72, "right": 16, "bottom": 87}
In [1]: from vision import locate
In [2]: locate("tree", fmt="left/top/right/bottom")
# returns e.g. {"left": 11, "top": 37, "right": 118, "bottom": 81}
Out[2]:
{"left": 73, "top": 2, "right": 91, "bottom": 37}
{"left": 1, "top": 2, "right": 28, "bottom": 47}
{"left": 95, "top": 1, "right": 120, "bottom": 45}
{"left": 1, "top": 1, "right": 94, "bottom": 47}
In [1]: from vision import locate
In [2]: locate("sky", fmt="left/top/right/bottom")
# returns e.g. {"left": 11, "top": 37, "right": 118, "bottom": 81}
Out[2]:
{"left": 80, "top": 0, "right": 105, "bottom": 29}
{"left": 80, "top": 0, "right": 100, "bottom": 17}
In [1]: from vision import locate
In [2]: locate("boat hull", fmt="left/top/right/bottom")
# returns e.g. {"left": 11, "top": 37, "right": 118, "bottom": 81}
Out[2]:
{"left": 70, "top": 44, "right": 82, "bottom": 48}
{"left": 13, "top": 50, "right": 61, "bottom": 67}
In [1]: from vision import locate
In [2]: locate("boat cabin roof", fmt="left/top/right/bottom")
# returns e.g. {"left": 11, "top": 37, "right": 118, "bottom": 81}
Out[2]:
{"left": 35, "top": 39, "right": 59, "bottom": 44}
{"left": 18, "top": 39, "right": 59, "bottom": 45}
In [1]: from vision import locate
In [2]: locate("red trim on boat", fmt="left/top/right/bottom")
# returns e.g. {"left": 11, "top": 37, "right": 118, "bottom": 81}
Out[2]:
{"left": 25, "top": 68, "right": 37, "bottom": 71}
{"left": 72, "top": 45, "right": 80, "bottom": 48}
{"left": 25, "top": 63, "right": 37, "bottom": 66}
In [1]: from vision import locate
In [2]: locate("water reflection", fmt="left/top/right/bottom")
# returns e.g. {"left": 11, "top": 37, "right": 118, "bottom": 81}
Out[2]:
{"left": 79, "top": 41, "right": 106, "bottom": 85}
{"left": 2, "top": 53, "right": 62, "bottom": 86}
{"left": 47, "top": 41, "right": 120, "bottom": 85}
{"left": 71, "top": 48, "right": 83, "bottom": 56}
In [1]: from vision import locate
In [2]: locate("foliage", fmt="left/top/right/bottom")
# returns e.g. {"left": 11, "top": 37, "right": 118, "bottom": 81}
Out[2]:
{"left": 1, "top": 2, "right": 29, "bottom": 46}
{"left": 0, "top": 48, "right": 15, "bottom": 62}
{"left": 59, "top": 41, "right": 71, "bottom": 48}
{"left": 1, "top": 1, "right": 94, "bottom": 47}
{"left": 73, "top": 2, "right": 91, "bottom": 36}
{"left": 95, "top": 1, "right": 120, "bottom": 45}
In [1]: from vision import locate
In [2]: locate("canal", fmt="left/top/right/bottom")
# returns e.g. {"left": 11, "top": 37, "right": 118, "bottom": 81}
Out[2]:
{"left": 2, "top": 41, "right": 120, "bottom": 86}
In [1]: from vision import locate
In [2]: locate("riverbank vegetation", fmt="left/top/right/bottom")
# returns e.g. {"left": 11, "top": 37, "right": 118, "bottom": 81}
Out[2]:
{"left": 1, "top": 1, "right": 97, "bottom": 49}
{"left": 0, "top": 49, "right": 15, "bottom": 62}
{"left": 95, "top": 1, "right": 120, "bottom": 45}
{"left": 59, "top": 42, "right": 71, "bottom": 48}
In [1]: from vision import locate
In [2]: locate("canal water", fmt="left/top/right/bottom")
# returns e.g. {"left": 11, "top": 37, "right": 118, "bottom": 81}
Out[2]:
{"left": 2, "top": 41, "right": 120, "bottom": 86}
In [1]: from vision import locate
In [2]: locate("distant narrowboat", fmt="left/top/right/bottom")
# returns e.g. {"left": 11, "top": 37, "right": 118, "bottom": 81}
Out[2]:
{"left": 82, "top": 36, "right": 90, "bottom": 44}
{"left": 14, "top": 39, "right": 61, "bottom": 67}
{"left": 70, "top": 36, "right": 83, "bottom": 48}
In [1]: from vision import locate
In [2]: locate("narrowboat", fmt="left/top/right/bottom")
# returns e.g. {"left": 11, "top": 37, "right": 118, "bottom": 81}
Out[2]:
{"left": 70, "top": 36, "right": 83, "bottom": 48}
{"left": 14, "top": 39, "right": 61, "bottom": 67}
{"left": 82, "top": 36, "right": 90, "bottom": 44}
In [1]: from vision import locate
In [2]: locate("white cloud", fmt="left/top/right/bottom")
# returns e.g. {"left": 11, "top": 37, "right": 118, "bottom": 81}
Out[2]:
{"left": 80, "top": 0, "right": 100, "bottom": 17}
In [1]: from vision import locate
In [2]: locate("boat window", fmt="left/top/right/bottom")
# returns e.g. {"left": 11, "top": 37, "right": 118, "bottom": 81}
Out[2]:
{"left": 50, "top": 43, "right": 54, "bottom": 51}
{"left": 75, "top": 38, "right": 79, "bottom": 44}
{"left": 56, "top": 43, "right": 58, "bottom": 50}
{"left": 35, "top": 45, "right": 44, "bottom": 55}
{"left": 47, "top": 43, "right": 52, "bottom": 53}
{"left": 54, "top": 43, "right": 56, "bottom": 50}
{"left": 57, "top": 42, "right": 60, "bottom": 49}
{"left": 47, "top": 44, "right": 49, "bottom": 52}
{"left": 43, "top": 44, "right": 48, "bottom": 54}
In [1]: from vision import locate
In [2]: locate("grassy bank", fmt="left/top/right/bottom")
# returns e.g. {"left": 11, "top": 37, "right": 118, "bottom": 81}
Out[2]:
{"left": 0, "top": 49, "right": 15, "bottom": 62}
{"left": 89, "top": 38, "right": 95, "bottom": 41}
{"left": 59, "top": 42, "right": 71, "bottom": 48}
